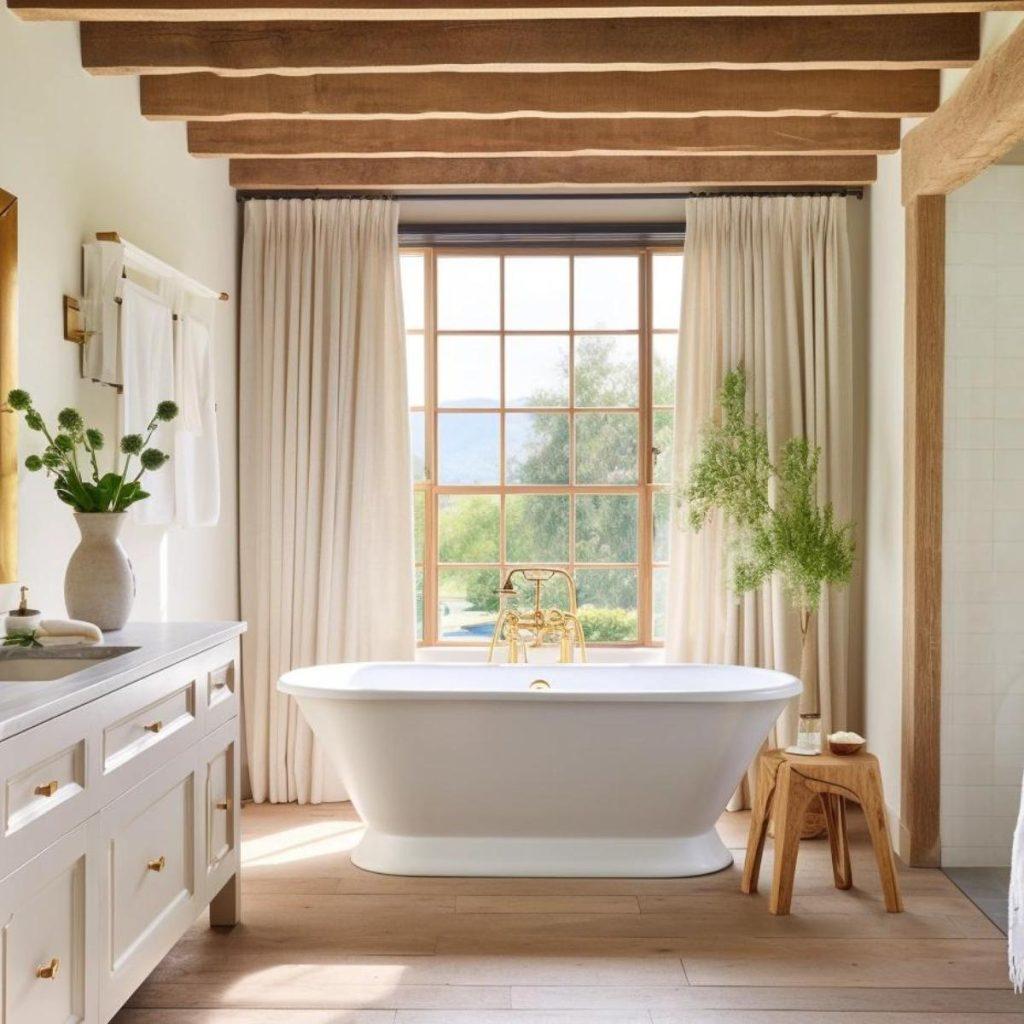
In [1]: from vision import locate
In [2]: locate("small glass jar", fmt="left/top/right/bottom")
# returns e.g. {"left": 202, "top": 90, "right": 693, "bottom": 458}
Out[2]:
{"left": 797, "top": 713, "right": 823, "bottom": 754}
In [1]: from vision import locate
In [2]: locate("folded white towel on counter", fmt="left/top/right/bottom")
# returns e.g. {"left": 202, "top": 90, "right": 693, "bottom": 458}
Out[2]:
{"left": 35, "top": 619, "right": 103, "bottom": 647}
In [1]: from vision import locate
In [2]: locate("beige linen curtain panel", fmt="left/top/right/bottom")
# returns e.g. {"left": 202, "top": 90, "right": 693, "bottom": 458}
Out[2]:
{"left": 666, "top": 195, "right": 853, "bottom": 808}
{"left": 240, "top": 198, "right": 415, "bottom": 804}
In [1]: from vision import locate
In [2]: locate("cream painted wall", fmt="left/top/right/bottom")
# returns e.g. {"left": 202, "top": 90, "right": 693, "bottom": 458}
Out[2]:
{"left": 0, "top": 10, "right": 239, "bottom": 624}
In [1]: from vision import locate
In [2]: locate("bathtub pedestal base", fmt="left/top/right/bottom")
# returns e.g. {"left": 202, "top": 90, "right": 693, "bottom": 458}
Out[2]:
{"left": 351, "top": 828, "right": 733, "bottom": 878}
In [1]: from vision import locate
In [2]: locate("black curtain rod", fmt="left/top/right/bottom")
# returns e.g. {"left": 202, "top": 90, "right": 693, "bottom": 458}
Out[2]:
{"left": 236, "top": 187, "right": 864, "bottom": 203}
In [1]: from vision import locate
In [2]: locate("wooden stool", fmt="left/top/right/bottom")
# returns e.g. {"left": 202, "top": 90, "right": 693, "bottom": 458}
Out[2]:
{"left": 741, "top": 748, "right": 903, "bottom": 916}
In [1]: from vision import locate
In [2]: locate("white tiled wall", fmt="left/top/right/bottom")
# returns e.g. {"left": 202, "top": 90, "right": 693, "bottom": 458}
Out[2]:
{"left": 942, "top": 165, "right": 1024, "bottom": 868}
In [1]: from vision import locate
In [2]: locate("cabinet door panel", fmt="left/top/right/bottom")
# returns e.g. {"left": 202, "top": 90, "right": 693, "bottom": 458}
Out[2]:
{"left": 0, "top": 823, "right": 95, "bottom": 1024}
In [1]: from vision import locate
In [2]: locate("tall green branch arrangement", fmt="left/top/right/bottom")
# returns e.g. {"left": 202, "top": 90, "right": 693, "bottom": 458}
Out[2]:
{"left": 684, "top": 367, "right": 855, "bottom": 659}
{"left": 5, "top": 389, "right": 178, "bottom": 513}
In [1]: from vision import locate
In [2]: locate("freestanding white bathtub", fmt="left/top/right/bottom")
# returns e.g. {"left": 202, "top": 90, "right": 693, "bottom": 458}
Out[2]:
{"left": 278, "top": 662, "right": 801, "bottom": 878}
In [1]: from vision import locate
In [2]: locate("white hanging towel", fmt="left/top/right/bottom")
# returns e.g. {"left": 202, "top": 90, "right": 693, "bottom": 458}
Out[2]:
{"left": 173, "top": 314, "right": 220, "bottom": 527}
{"left": 120, "top": 279, "right": 176, "bottom": 526}
{"left": 1010, "top": 769, "right": 1024, "bottom": 992}
{"left": 81, "top": 241, "right": 126, "bottom": 387}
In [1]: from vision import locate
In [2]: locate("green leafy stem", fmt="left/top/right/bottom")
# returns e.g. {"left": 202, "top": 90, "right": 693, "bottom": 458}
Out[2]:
{"left": 683, "top": 366, "right": 855, "bottom": 622}
{"left": 4, "top": 389, "right": 178, "bottom": 513}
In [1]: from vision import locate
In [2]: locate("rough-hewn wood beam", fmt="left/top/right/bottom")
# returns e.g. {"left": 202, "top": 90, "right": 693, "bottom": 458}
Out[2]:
{"left": 142, "top": 69, "right": 941, "bottom": 120}
{"left": 11, "top": 1, "right": 1024, "bottom": 22}
{"left": 228, "top": 153, "right": 877, "bottom": 188}
{"left": 902, "top": 18, "right": 1024, "bottom": 200}
{"left": 189, "top": 115, "right": 900, "bottom": 157}
{"left": 82, "top": 15, "right": 978, "bottom": 74}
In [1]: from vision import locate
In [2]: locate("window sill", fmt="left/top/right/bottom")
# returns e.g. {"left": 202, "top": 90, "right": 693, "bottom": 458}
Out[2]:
{"left": 415, "top": 646, "right": 665, "bottom": 665}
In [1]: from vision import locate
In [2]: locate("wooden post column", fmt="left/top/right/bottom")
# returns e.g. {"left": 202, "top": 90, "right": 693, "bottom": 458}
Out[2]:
{"left": 901, "top": 194, "right": 945, "bottom": 868}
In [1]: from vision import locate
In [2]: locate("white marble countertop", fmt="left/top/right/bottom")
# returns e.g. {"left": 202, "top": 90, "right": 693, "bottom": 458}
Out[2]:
{"left": 0, "top": 620, "right": 245, "bottom": 741}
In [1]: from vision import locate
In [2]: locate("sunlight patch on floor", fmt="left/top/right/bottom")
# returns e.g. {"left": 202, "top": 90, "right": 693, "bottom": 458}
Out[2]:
{"left": 242, "top": 819, "right": 365, "bottom": 867}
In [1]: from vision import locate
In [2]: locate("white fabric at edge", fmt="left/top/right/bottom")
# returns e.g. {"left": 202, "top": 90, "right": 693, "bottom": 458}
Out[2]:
{"left": 1010, "top": 771, "right": 1024, "bottom": 991}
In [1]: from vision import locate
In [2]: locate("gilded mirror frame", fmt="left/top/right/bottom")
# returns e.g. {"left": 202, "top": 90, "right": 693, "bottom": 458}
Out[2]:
{"left": 0, "top": 189, "right": 17, "bottom": 583}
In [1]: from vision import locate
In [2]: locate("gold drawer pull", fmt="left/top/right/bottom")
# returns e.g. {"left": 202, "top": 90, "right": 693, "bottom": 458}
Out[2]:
{"left": 36, "top": 957, "right": 60, "bottom": 980}
{"left": 215, "top": 800, "right": 229, "bottom": 811}
{"left": 34, "top": 780, "right": 59, "bottom": 797}
{"left": 147, "top": 855, "right": 166, "bottom": 872}
{"left": 143, "top": 721, "right": 163, "bottom": 733}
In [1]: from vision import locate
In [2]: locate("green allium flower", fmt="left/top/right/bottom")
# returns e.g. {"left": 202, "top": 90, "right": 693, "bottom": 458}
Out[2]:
{"left": 41, "top": 450, "right": 63, "bottom": 470}
{"left": 85, "top": 428, "right": 104, "bottom": 450}
{"left": 120, "top": 433, "right": 144, "bottom": 456}
{"left": 24, "top": 455, "right": 42, "bottom": 472}
{"left": 6, "top": 389, "right": 31, "bottom": 411}
{"left": 53, "top": 434, "right": 74, "bottom": 452}
{"left": 155, "top": 400, "right": 179, "bottom": 423}
{"left": 140, "top": 448, "right": 169, "bottom": 471}
{"left": 24, "top": 410, "right": 44, "bottom": 432}
{"left": 57, "top": 407, "right": 84, "bottom": 433}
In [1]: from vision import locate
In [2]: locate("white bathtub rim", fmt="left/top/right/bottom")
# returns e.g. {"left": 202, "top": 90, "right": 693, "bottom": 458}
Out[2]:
{"left": 350, "top": 828, "right": 735, "bottom": 878}
{"left": 278, "top": 661, "right": 802, "bottom": 704}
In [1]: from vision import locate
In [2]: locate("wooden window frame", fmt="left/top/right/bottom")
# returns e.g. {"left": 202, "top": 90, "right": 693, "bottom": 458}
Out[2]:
{"left": 406, "top": 244, "right": 682, "bottom": 649}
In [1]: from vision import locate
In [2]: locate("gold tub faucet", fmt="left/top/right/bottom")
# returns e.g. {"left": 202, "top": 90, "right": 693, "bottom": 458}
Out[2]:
{"left": 487, "top": 568, "right": 587, "bottom": 664}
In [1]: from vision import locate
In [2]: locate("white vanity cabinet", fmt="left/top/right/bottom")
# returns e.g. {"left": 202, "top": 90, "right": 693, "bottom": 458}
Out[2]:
{"left": 0, "top": 627, "right": 243, "bottom": 1024}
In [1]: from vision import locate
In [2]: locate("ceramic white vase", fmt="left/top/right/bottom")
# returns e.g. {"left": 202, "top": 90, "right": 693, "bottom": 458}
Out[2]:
{"left": 64, "top": 512, "right": 135, "bottom": 631}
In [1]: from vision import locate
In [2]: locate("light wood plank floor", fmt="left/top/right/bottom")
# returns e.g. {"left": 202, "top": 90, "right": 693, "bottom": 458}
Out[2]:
{"left": 116, "top": 802, "right": 1019, "bottom": 1024}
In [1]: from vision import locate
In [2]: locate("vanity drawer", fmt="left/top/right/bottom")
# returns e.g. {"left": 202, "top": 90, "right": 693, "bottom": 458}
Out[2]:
{"left": 96, "top": 662, "right": 200, "bottom": 801}
{"left": 98, "top": 748, "right": 200, "bottom": 1020}
{"left": 0, "top": 823, "right": 95, "bottom": 1024}
{"left": 204, "top": 643, "right": 239, "bottom": 733}
{"left": 0, "top": 706, "right": 94, "bottom": 877}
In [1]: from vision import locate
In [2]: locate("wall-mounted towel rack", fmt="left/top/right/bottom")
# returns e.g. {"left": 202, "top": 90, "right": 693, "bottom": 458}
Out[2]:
{"left": 64, "top": 231, "right": 229, "bottom": 345}
{"left": 94, "top": 231, "right": 229, "bottom": 303}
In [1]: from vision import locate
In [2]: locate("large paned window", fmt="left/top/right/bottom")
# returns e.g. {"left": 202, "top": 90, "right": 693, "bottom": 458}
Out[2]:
{"left": 402, "top": 247, "right": 683, "bottom": 646}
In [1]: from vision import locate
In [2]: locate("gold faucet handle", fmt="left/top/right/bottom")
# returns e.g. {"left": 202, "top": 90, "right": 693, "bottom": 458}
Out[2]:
{"left": 36, "top": 958, "right": 60, "bottom": 980}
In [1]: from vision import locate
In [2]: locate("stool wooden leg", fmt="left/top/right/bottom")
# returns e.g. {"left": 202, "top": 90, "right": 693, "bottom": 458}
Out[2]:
{"left": 769, "top": 766, "right": 815, "bottom": 916}
{"left": 741, "top": 762, "right": 775, "bottom": 895}
{"left": 822, "top": 794, "right": 852, "bottom": 890}
{"left": 860, "top": 767, "right": 903, "bottom": 913}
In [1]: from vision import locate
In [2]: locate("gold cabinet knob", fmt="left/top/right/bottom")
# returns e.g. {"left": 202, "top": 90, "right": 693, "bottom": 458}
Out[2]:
{"left": 143, "top": 721, "right": 163, "bottom": 733}
{"left": 34, "top": 780, "right": 59, "bottom": 797}
{"left": 215, "top": 800, "right": 229, "bottom": 811}
{"left": 36, "top": 957, "right": 60, "bottom": 980}
{"left": 529, "top": 679, "right": 551, "bottom": 690}
{"left": 147, "top": 855, "right": 166, "bottom": 872}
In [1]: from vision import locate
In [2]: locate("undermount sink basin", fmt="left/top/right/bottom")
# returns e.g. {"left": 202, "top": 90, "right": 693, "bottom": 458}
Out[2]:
{"left": 0, "top": 646, "right": 138, "bottom": 683}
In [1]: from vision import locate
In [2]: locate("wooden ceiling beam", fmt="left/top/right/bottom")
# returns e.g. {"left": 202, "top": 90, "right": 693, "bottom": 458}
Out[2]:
{"left": 228, "top": 154, "right": 877, "bottom": 188}
{"left": 902, "top": 18, "right": 1024, "bottom": 200}
{"left": 141, "top": 68, "right": 941, "bottom": 120}
{"left": 81, "top": 14, "right": 979, "bottom": 74}
{"left": 11, "top": 0, "right": 1024, "bottom": 22}
{"left": 189, "top": 115, "right": 901, "bottom": 157}
{"left": 229, "top": 154, "right": 877, "bottom": 188}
